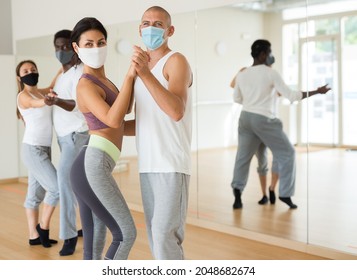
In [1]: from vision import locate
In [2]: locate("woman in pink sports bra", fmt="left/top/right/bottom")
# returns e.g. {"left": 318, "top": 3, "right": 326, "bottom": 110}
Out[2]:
{"left": 69, "top": 17, "right": 137, "bottom": 260}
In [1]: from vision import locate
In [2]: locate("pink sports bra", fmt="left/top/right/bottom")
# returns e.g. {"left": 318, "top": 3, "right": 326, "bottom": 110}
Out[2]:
{"left": 80, "top": 73, "right": 118, "bottom": 130}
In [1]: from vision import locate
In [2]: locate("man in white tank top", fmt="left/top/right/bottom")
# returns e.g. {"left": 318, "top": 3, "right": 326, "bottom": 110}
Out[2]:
{"left": 125, "top": 6, "right": 193, "bottom": 260}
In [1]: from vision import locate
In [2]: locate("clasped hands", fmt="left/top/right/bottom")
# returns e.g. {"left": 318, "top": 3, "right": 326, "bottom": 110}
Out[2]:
{"left": 43, "top": 89, "right": 58, "bottom": 106}
{"left": 130, "top": 45, "right": 151, "bottom": 77}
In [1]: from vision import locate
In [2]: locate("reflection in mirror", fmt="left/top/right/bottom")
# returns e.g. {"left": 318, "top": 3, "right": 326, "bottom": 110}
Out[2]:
{"left": 195, "top": 0, "right": 357, "bottom": 257}
{"left": 195, "top": 2, "right": 309, "bottom": 243}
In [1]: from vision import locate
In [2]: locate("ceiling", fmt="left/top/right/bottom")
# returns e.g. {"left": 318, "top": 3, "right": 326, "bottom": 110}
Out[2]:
{"left": 232, "top": 0, "right": 345, "bottom": 12}
{"left": 10, "top": 0, "right": 237, "bottom": 41}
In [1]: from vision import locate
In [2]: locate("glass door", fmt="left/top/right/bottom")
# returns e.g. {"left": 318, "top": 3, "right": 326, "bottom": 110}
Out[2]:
{"left": 341, "top": 15, "right": 357, "bottom": 147}
{"left": 300, "top": 36, "right": 339, "bottom": 146}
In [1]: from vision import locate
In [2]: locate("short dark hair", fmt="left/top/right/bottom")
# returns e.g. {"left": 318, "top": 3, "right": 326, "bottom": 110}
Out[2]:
{"left": 251, "top": 39, "right": 271, "bottom": 58}
{"left": 54, "top": 29, "right": 72, "bottom": 44}
{"left": 70, "top": 17, "right": 107, "bottom": 46}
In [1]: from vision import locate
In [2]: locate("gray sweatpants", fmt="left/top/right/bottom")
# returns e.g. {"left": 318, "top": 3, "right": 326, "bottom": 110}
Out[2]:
{"left": 231, "top": 111, "right": 296, "bottom": 197}
{"left": 57, "top": 131, "right": 89, "bottom": 240}
{"left": 140, "top": 173, "right": 190, "bottom": 260}
{"left": 21, "top": 144, "right": 59, "bottom": 208}
{"left": 70, "top": 146, "right": 136, "bottom": 260}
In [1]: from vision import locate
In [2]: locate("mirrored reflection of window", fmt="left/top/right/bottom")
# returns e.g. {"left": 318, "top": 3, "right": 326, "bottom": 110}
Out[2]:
{"left": 283, "top": 0, "right": 357, "bottom": 20}
{"left": 301, "top": 39, "right": 339, "bottom": 145}
{"left": 284, "top": 3, "right": 357, "bottom": 147}
{"left": 342, "top": 15, "right": 357, "bottom": 146}
{"left": 283, "top": 24, "right": 299, "bottom": 88}
{"left": 300, "top": 18, "right": 339, "bottom": 37}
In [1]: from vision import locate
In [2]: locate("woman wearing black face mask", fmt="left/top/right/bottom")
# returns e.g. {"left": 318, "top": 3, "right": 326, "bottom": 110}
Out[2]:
{"left": 16, "top": 60, "right": 74, "bottom": 248}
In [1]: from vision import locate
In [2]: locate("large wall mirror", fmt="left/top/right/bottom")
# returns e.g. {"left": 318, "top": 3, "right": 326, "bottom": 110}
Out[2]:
{"left": 193, "top": 0, "right": 357, "bottom": 257}
{"left": 194, "top": 1, "right": 310, "bottom": 248}
{"left": 11, "top": 0, "right": 357, "bottom": 258}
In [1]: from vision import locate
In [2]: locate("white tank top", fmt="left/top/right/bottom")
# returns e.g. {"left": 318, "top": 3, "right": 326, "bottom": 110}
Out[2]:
{"left": 17, "top": 92, "right": 53, "bottom": 146}
{"left": 134, "top": 51, "right": 192, "bottom": 175}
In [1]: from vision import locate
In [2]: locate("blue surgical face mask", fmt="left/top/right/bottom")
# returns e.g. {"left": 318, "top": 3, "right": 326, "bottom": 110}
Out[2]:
{"left": 141, "top": 26, "right": 165, "bottom": 50}
{"left": 265, "top": 53, "right": 275, "bottom": 66}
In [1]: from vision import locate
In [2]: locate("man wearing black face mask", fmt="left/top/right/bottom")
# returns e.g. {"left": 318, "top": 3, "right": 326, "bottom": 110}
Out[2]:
{"left": 231, "top": 39, "right": 331, "bottom": 210}
{"left": 51, "top": 29, "right": 89, "bottom": 256}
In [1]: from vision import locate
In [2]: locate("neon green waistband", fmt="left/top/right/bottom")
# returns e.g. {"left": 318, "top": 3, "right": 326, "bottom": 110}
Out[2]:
{"left": 88, "top": 134, "right": 120, "bottom": 162}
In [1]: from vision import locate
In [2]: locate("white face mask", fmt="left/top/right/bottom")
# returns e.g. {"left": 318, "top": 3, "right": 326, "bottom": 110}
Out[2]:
{"left": 77, "top": 46, "right": 107, "bottom": 69}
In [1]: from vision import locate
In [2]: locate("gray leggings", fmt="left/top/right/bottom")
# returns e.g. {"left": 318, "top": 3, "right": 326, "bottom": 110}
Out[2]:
{"left": 70, "top": 145, "right": 136, "bottom": 260}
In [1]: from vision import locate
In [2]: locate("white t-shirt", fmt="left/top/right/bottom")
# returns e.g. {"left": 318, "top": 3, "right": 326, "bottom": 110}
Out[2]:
{"left": 134, "top": 51, "right": 192, "bottom": 175}
{"left": 233, "top": 65, "right": 302, "bottom": 118}
{"left": 17, "top": 92, "right": 53, "bottom": 146}
{"left": 52, "top": 63, "right": 88, "bottom": 137}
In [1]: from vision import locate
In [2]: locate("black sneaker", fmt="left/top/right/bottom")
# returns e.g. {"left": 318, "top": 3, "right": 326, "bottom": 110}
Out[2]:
{"left": 258, "top": 195, "right": 268, "bottom": 205}
{"left": 29, "top": 237, "right": 58, "bottom": 246}
{"left": 36, "top": 224, "right": 52, "bottom": 248}
{"left": 59, "top": 236, "right": 78, "bottom": 256}
{"left": 269, "top": 188, "right": 276, "bottom": 204}
{"left": 279, "top": 197, "right": 298, "bottom": 209}
{"left": 233, "top": 189, "right": 243, "bottom": 209}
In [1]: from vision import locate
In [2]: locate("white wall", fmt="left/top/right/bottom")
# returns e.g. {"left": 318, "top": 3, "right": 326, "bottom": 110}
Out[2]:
{"left": 195, "top": 7, "right": 265, "bottom": 149}
{"left": 0, "top": 0, "right": 13, "bottom": 54}
{"left": 0, "top": 55, "right": 18, "bottom": 179}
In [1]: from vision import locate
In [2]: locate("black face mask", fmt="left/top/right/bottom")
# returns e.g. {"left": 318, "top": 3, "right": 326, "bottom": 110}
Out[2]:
{"left": 20, "top": 73, "right": 39, "bottom": 86}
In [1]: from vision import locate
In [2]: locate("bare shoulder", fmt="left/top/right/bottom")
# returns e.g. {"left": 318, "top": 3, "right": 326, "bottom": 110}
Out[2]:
{"left": 76, "top": 78, "right": 86, "bottom": 92}
{"left": 17, "top": 90, "right": 27, "bottom": 103}
{"left": 165, "top": 52, "right": 192, "bottom": 87}
{"left": 17, "top": 90, "right": 26, "bottom": 97}
{"left": 166, "top": 52, "right": 191, "bottom": 75}
{"left": 76, "top": 77, "right": 101, "bottom": 96}
{"left": 18, "top": 90, "right": 34, "bottom": 100}
{"left": 168, "top": 52, "right": 190, "bottom": 65}
{"left": 76, "top": 77, "right": 105, "bottom": 110}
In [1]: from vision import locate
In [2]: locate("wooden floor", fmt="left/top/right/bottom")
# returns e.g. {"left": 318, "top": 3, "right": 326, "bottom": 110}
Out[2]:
{"left": 0, "top": 182, "right": 326, "bottom": 260}
{"left": 1, "top": 146, "right": 356, "bottom": 260}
